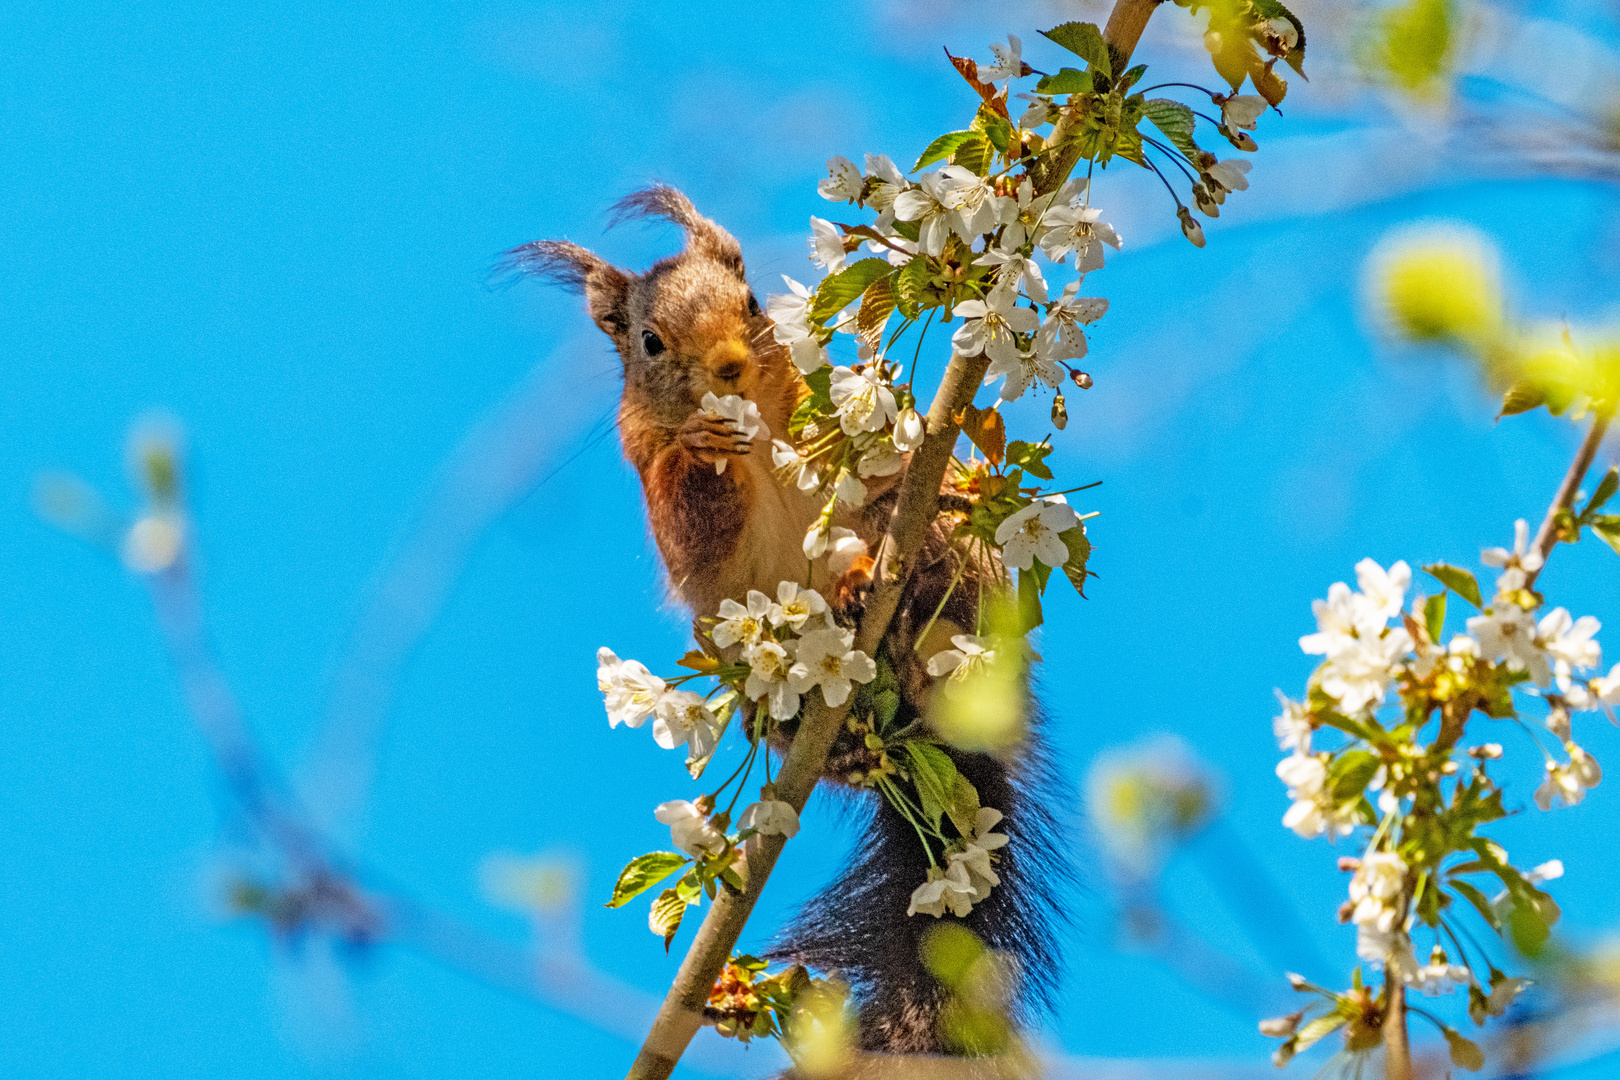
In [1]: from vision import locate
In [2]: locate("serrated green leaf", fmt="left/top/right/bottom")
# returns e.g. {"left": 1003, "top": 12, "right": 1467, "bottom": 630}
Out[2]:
{"left": 1498, "top": 382, "right": 1545, "bottom": 419}
{"left": 912, "top": 130, "right": 978, "bottom": 172}
{"left": 1061, "top": 526, "right": 1091, "bottom": 597}
{"left": 856, "top": 273, "right": 898, "bottom": 341}
{"left": 1423, "top": 563, "right": 1483, "bottom": 609}
{"left": 1141, "top": 98, "right": 1200, "bottom": 160}
{"left": 1121, "top": 63, "right": 1148, "bottom": 89}
{"left": 1424, "top": 591, "right": 1447, "bottom": 644}
{"left": 675, "top": 870, "right": 703, "bottom": 905}
{"left": 810, "top": 258, "right": 893, "bottom": 324}
{"left": 1041, "top": 21, "right": 1110, "bottom": 77}
{"left": 950, "top": 133, "right": 995, "bottom": 176}
{"left": 946, "top": 769, "right": 982, "bottom": 838}
{"left": 1035, "top": 67, "right": 1092, "bottom": 95}
{"left": 648, "top": 887, "right": 687, "bottom": 952}
{"left": 1592, "top": 516, "right": 1620, "bottom": 557}
{"left": 897, "top": 254, "right": 931, "bottom": 318}
{"left": 608, "top": 852, "right": 688, "bottom": 908}
{"left": 1004, "top": 440, "right": 1054, "bottom": 480}
{"left": 906, "top": 742, "right": 958, "bottom": 830}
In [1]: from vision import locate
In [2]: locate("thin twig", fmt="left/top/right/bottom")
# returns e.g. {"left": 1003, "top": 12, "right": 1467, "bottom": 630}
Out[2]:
{"left": 1525, "top": 409, "right": 1613, "bottom": 590}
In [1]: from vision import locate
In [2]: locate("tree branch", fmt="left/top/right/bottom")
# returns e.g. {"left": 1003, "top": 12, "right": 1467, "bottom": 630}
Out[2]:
{"left": 623, "top": 5, "right": 1167, "bottom": 1074}
{"left": 1525, "top": 409, "right": 1613, "bottom": 590}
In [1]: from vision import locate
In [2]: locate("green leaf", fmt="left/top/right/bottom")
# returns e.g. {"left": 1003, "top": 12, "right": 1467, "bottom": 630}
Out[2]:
{"left": 912, "top": 130, "right": 977, "bottom": 172}
{"left": 1141, "top": 98, "right": 1200, "bottom": 160}
{"left": 675, "top": 870, "right": 703, "bottom": 905}
{"left": 608, "top": 852, "right": 688, "bottom": 908}
{"left": 1591, "top": 516, "right": 1620, "bottom": 557}
{"left": 896, "top": 254, "right": 932, "bottom": 318}
{"left": 1498, "top": 382, "right": 1545, "bottom": 419}
{"left": 973, "top": 104, "right": 1014, "bottom": 155}
{"left": 906, "top": 742, "right": 958, "bottom": 830}
{"left": 950, "top": 133, "right": 995, "bottom": 176}
{"left": 946, "top": 769, "right": 982, "bottom": 838}
{"left": 1041, "top": 21, "right": 1110, "bottom": 77}
{"left": 1252, "top": 0, "right": 1308, "bottom": 75}
{"left": 810, "top": 258, "right": 892, "bottom": 324}
{"left": 1003, "top": 440, "right": 1054, "bottom": 480}
{"left": 1061, "top": 526, "right": 1092, "bottom": 597}
{"left": 1424, "top": 591, "right": 1447, "bottom": 644}
{"left": 856, "top": 273, "right": 899, "bottom": 341}
{"left": 1447, "top": 880, "right": 1501, "bottom": 931}
{"left": 1328, "top": 749, "right": 1380, "bottom": 803}
{"left": 1018, "top": 565, "right": 1044, "bottom": 630}
{"left": 1423, "top": 563, "right": 1483, "bottom": 610}
{"left": 648, "top": 887, "right": 687, "bottom": 952}
{"left": 874, "top": 688, "right": 901, "bottom": 731}
{"left": 1581, "top": 466, "right": 1619, "bottom": 520}
{"left": 1034, "top": 67, "right": 1092, "bottom": 95}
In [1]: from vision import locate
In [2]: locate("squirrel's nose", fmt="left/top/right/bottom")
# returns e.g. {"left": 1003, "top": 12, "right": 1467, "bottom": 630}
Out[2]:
{"left": 705, "top": 338, "right": 750, "bottom": 383}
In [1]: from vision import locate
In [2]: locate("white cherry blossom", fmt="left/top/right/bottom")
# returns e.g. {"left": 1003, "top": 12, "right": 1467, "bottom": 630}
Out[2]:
{"left": 977, "top": 34, "right": 1022, "bottom": 82}
{"left": 1355, "top": 558, "right": 1411, "bottom": 622}
{"left": 1036, "top": 283, "right": 1107, "bottom": 362}
{"left": 830, "top": 365, "right": 898, "bottom": 435}
{"left": 652, "top": 690, "right": 722, "bottom": 760}
{"left": 953, "top": 280, "right": 1040, "bottom": 365}
{"left": 788, "top": 627, "right": 877, "bottom": 707}
{"left": 856, "top": 439, "right": 903, "bottom": 479}
{"left": 817, "top": 155, "right": 863, "bottom": 202}
{"left": 1037, "top": 202, "right": 1122, "bottom": 271}
{"left": 766, "top": 276, "right": 829, "bottom": 374}
{"left": 927, "top": 634, "right": 996, "bottom": 681}
{"left": 985, "top": 348, "right": 1065, "bottom": 402}
{"left": 808, "top": 216, "right": 846, "bottom": 273}
{"left": 977, "top": 246, "right": 1048, "bottom": 305}
{"left": 713, "top": 590, "right": 774, "bottom": 649}
{"left": 699, "top": 392, "right": 768, "bottom": 475}
{"left": 937, "top": 164, "right": 1000, "bottom": 241}
{"left": 744, "top": 639, "right": 802, "bottom": 721}
{"left": 1206, "top": 158, "right": 1252, "bottom": 197}
{"left": 768, "top": 581, "right": 828, "bottom": 631}
{"left": 1218, "top": 93, "right": 1267, "bottom": 131}
{"left": 771, "top": 439, "right": 820, "bottom": 492}
{"left": 994, "top": 497, "right": 1081, "bottom": 570}
{"left": 948, "top": 807, "right": 1009, "bottom": 901}
{"left": 1273, "top": 693, "right": 1312, "bottom": 753}
{"left": 907, "top": 861, "right": 978, "bottom": 918}
{"left": 738, "top": 799, "right": 801, "bottom": 839}
{"left": 655, "top": 800, "right": 727, "bottom": 858}
{"left": 597, "top": 647, "right": 665, "bottom": 728}
{"left": 834, "top": 469, "right": 867, "bottom": 508}
{"left": 1468, "top": 603, "right": 1552, "bottom": 685}
{"left": 892, "top": 170, "right": 958, "bottom": 257}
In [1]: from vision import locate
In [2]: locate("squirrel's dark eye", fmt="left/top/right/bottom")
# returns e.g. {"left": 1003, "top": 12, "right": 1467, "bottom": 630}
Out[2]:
{"left": 746, "top": 293, "right": 761, "bottom": 318}
{"left": 642, "top": 330, "right": 665, "bottom": 356}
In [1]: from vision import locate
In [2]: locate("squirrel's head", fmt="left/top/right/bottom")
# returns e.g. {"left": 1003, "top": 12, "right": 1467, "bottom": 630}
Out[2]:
{"left": 505, "top": 185, "right": 781, "bottom": 426}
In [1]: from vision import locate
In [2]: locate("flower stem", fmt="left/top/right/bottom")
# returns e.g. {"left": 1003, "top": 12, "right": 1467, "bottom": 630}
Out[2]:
{"left": 1525, "top": 408, "right": 1613, "bottom": 590}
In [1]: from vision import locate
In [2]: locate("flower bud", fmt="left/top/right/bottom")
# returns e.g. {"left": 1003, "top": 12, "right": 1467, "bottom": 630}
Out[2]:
{"left": 1051, "top": 394, "right": 1068, "bottom": 430}
{"left": 892, "top": 406, "right": 926, "bottom": 452}
{"left": 1072, "top": 370, "right": 1093, "bottom": 389}
{"left": 1192, "top": 183, "right": 1220, "bottom": 218}
{"left": 695, "top": 794, "right": 717, "bottom": 815}
{"left": 1178, "top": 207, "right": 1206, "bottom": 248}
{"left": 1223, "top": 126, "right": 1259, "bottom": 151}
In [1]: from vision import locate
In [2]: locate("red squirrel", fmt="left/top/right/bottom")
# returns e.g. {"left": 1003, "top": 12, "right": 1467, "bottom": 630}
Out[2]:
{"left": 507, "top": 185, "right": 1064, "bottom": 1055}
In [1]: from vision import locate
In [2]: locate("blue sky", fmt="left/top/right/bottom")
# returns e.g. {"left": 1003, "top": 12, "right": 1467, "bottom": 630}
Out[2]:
{"left": 4, "top": 1, "right": 1620, "bottom": 1077}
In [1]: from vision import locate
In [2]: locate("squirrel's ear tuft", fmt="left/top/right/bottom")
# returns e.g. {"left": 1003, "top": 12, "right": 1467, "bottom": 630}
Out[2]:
{"left": 608, "top": 184, "right": 745, "bottom": 279}
{"left": 499, "top": 239, "right": 632, "bottom": 337}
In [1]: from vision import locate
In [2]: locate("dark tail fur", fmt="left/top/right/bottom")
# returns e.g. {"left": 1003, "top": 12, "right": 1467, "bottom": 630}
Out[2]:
{"left": 767, "top": 706, "right": 1068, "bottom": 1054}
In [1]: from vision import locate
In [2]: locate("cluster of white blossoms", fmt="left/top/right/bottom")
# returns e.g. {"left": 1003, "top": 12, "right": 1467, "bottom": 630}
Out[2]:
{"left": 713, "top": 582, "right": 878, "bottom": 720}
{"left": 1345, "top": 850, "right": 1415, "bottom": 971}
{"left": 652, "top": 796, "right": 802, "bottom": 860}
{"left": 907, "top": 807, "right": 1010, "bottom": 918}
{"left": 1299, "top": 558, "right": 1415, "bottom": 716}
{"left": 597, "top": 650, "right": 724, "bottom": 763}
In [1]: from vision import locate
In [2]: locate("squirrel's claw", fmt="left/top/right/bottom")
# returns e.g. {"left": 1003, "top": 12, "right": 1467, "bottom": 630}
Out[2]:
{"left": 678, "top": 412, "right": 752, "bottom": 467}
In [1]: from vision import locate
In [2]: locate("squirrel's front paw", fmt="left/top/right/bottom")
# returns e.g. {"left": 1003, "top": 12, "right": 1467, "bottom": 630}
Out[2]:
{"left": 679, "top": 411, "right": 753, "bottom": 472}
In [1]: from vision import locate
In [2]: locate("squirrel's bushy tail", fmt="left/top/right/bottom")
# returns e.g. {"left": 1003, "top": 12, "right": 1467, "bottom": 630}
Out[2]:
{"left": 768, "top": 720, "right": 1067, "bottom": 1054}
